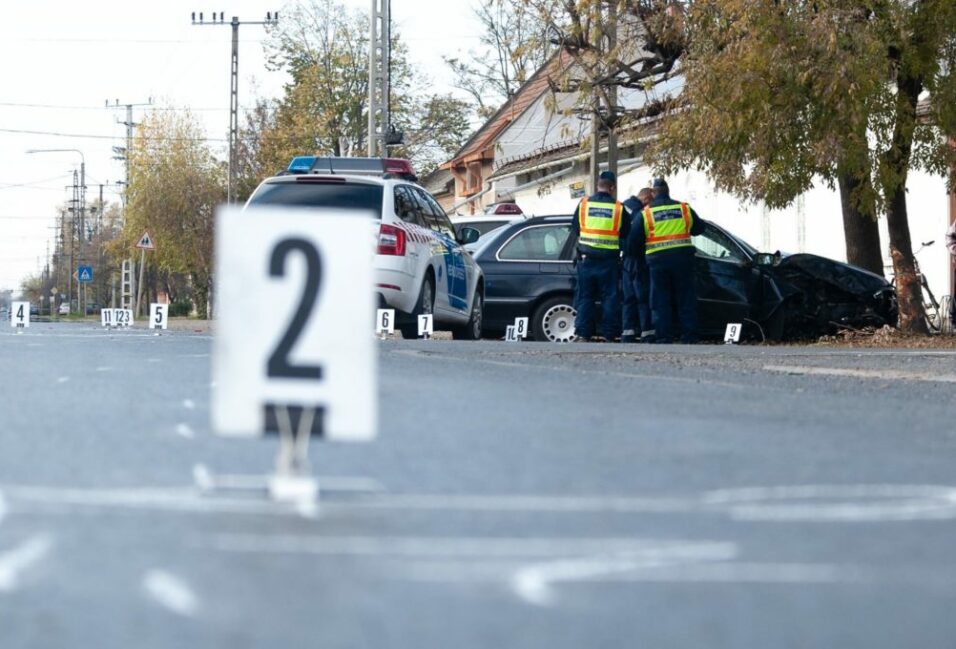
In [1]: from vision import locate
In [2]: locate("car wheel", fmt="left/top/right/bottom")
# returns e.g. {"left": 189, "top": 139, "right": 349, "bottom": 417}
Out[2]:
{"left": 452, "top": 290, "right": 483, "bottom": 340}
{"left": 533, "top": 296, "right": 576, "bottom": 343}
{"left": 398, "top": 275, "right": 434, "bottom": 339}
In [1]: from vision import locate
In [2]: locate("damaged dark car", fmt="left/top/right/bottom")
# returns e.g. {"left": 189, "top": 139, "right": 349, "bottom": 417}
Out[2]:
{"left": 474, "top": 216, "right": 897, "bottom": 341}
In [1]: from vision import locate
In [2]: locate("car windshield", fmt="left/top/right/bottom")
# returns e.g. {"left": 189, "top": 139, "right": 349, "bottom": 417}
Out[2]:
{"left": 247, "top": 181, "right": 383, "bottom": 214}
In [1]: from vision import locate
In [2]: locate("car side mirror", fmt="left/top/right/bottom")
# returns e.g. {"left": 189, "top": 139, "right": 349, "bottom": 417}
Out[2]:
{"left": 458, "top": 226, "right": 480, "bottom": 245}
{"left": 753, "top": 252, "right": 778, "bottom": 267}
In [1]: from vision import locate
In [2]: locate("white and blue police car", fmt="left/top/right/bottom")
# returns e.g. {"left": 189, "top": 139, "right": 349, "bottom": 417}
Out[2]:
{"left": 245, "top": 156, "right": 484, "bottom": 339}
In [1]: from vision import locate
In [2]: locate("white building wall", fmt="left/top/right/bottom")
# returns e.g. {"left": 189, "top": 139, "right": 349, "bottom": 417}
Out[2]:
{"left": 509, "top": 164, "right": 952, "bottom": 301}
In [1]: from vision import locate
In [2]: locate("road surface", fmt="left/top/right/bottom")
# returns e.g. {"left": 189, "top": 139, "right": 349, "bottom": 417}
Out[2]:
{"left": 1, "top": 322, "right": 955, "bottom": 648}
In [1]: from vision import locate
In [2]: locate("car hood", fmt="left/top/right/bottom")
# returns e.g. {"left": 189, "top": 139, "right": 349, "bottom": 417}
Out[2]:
{"left": 774, "top": 253, "right": 891, "bottom": 296}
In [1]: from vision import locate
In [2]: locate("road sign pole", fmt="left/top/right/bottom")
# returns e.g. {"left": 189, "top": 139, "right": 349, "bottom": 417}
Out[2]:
{"left": 135, "top": 247, "right": 146, "bottom": 317}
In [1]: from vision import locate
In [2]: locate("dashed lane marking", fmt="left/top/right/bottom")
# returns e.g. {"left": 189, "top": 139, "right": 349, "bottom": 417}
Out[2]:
{"left": 181, "top": 399, "right": 196, "bottom": 410}
{"left": 0, "top": 535, "right": 53, "bottom": 593}
{"left": 764, "top": 364, "right": 956, "bottom": 384}
{"left": 175, "top": 423, "right": 195, "bottom": 439}
{"left": 142, "top": 570, "right": 199, "bottom": 617}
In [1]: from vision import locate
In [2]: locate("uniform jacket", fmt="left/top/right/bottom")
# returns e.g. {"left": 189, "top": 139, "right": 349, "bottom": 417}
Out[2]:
{"left": 627, "top": 192, "right": 705, "bottom": 261}
{"left": 570, "top": 191, "right": 632, "bottom": 259}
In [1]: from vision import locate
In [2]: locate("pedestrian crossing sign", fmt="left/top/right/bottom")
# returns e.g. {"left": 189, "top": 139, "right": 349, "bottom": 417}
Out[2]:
{"left": 77, "top": 265, "right": 93, "bottom": 283}
{"left": 136, "top": 231, "right": 155, "bottom": 250}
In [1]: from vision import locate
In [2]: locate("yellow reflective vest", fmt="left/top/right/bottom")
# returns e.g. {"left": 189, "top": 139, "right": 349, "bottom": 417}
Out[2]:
{"left": 642, "top": 203, "right": 694, "bottom": 255}
{"left": 578, "top": 199, "right": 624, "bottom": 251}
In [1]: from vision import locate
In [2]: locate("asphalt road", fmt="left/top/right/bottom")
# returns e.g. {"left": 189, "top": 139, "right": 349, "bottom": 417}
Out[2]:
{"left": 2, "top": 322, "right": 955, "bottom": 648}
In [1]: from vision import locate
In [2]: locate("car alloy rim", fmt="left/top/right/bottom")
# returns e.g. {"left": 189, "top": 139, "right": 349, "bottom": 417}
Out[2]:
{"left": 542, "top": 304, "right": 576, "bottom": 343}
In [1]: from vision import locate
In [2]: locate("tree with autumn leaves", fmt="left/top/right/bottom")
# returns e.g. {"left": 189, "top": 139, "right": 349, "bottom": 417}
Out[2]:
{"left": 522, "top": 0, "right": 956, "bottom": 333}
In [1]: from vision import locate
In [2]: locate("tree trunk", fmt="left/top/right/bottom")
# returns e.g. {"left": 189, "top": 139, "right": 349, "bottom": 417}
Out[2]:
{"left": 881, "top": 64, "right": 928, "bottom": 334}
{"left": 838, "top": 172, "right": 884, "bottom": 276}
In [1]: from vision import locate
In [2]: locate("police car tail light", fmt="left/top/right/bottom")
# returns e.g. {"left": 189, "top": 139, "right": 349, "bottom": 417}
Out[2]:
{"left": 377, "top": 223, "right": 406, "bottom": 256}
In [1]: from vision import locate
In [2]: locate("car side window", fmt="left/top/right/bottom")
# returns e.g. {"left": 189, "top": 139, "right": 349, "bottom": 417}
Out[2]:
{"left": 413, "top": 187, "right": 456, "bottom": 239}
{"left": 693, "top": 227, "right": 746, "bottom": 262}
{"left": 498, "top": 225, "right": 572, "bottom": 261}
{"left": 393, "top": 186, "right": 423, "bottom": 226}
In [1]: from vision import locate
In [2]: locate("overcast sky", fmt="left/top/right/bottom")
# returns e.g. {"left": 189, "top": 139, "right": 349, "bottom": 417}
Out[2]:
{"left": 0, "top": 0, "right": 482, "bottom": 292}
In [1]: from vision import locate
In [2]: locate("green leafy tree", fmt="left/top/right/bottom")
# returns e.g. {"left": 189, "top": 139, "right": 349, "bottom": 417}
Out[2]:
{"left": 112, "top": 109, "right": 225, "bottom": 318}
{"left": 651, "top": 0, "right": 956, "bottom": 333}
{"left": 255, "top": 0, "right": 475, "bottom": 180}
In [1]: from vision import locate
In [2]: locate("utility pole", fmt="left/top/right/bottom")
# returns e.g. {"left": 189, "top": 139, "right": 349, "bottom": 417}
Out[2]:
{"left": 107, "top": 99, "right": 152, "bottom": 214}
{"left": 368, "top": 0, "right": 391, "bottom": 157}
{"left": 191, "top": 10, "right": 279, "bottom": 203}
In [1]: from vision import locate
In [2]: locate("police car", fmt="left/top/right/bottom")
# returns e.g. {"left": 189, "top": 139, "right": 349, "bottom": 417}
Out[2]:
{"left": 245, "top": 156, "right": 484, "bottom": 339}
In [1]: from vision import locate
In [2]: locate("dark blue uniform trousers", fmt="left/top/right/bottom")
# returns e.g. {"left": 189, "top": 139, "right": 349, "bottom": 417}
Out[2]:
{"left": 648, "top": 251, "right": 699, "bottom": 343}
{"left": 574, "top": 255, "right": 621, "bottom": 339}
{"left": 621, "top": 257, "right": 653, "bottom": 338}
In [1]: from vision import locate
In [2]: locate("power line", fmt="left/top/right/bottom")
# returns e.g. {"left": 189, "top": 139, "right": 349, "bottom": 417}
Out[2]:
{"left": 0, "top": 127, "right": 228, "bottom": 142}
{"left": 0, "top": 101, "right": 240, "bottom": 112}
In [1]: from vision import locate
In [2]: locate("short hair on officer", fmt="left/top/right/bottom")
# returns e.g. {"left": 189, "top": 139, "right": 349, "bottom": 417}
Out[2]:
{"left": 597, "top": 170, "right": 617, "bottom": 192}
{"left": 651, "top": 177, "right": 669, "bottom": 196}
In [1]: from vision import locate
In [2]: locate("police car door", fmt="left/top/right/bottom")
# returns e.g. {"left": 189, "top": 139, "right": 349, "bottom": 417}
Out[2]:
{"left": 413, "top": 188, "right": 469, "bottom": 317}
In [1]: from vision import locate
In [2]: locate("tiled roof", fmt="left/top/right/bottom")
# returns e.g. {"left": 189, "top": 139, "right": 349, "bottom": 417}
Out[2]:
{"left": 443, "top": 51, "right": 569, "bottom": 168}
{"left": 422, "top": 167, "right": 454, "bottom": 195}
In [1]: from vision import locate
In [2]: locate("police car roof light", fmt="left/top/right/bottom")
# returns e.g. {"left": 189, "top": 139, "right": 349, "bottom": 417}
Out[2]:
{"left": 288, "top": 156, "right": 318, "bottom": 174}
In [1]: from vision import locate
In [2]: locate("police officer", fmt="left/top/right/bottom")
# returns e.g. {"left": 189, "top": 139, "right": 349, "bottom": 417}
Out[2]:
{"left": 628, "top": 178, "right": 704, "bottom": 344}
{"left": 571, "top": 170, "right": 630, "bottom": 341}
{"left": 621, "top": 187, "right": 655, "bottom": 343}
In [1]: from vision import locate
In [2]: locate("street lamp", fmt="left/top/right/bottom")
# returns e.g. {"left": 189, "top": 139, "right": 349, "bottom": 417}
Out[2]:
{"left": 26, "top": 149, "right": 86, "bottom": 313}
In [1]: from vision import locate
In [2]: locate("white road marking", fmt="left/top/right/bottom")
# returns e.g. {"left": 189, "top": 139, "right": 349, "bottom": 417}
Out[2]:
{"left": 142, "top": 570, "right": 199, "bottom": 617}
{"left": 703, "top": 484, "right": 956, "bottom": 522}
{"left": 764, "top": 364, "right": 956, "bottom": 384}
{"left": 95, "top": 366, "right": 112, "bottom": 372}
{"left": 512, "top": 542, "right": 738, "bottom": 606}
{"left": 181, "top": 399, "right": 196, "bottom": 410}
{"left": 56, "top": 376, "right": 69, "bottom": 384}
{"left": 343, "top": 493, "right": 698, "bottom": 514}
{"left": 175, "top": 423, "right": 195, "bottom": 439}
{"left": 201, "top": 534, "right": 728, "bottom": 559}
{"left": 0, "top": 535, "right": 53, "bottom": 593}
{"left": 192, "top": 464, "right": 214, "bottom": 491}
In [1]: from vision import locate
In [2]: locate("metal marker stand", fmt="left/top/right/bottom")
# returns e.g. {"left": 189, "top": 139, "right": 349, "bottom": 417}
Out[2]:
{"left": 268, "top": 405, "right": 319, "bottom": 503}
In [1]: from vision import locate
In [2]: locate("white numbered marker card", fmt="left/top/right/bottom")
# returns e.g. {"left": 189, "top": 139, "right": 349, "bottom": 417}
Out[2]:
{"left": 149, "top": 303, "right": 169, "bottom": 330}
{"left": 376, "top": 309, "right": 395, "bottom": 336}
{"left": 417, "top": 313, "right": 433, "bottom": 338}
{"left": 104, "top": 309, "right": 133, "bottom": 327}
{"left": 10, "top": 302, "right": 29, "bottom": 328}
{"left": 724, "top": 322, "right": 743, "bottom": 344}
{"left": 505, "top": 325, "right": 519, "bottom": 342}
{"left": 212, "top": 206, "right": 376, "bottom": 441}
{"left": 514, "top": 317, "right": 529, "bottom": 339}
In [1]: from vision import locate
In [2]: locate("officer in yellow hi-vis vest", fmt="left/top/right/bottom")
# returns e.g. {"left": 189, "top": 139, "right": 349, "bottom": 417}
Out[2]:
{"left": 626, "top": 178, "right": 705, "bottom": 343}
{"left": 570, "top": 171, "right": 631, "bottom": 341}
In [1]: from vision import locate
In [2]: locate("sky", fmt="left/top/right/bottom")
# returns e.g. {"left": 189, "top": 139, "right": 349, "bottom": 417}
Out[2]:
{"left": 0, "top": 0, "right": 483, "bottom": 292}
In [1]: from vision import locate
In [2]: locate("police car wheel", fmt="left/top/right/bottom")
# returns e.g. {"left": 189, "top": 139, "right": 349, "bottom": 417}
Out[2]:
{"left": 398, "top": 275, "right": 434, "bottom": 339}
{"left": 533, "top": 296, "right": 577, "bottom": 343}
{"left": 452, "top": 290, "right": 483, "bottom": 340}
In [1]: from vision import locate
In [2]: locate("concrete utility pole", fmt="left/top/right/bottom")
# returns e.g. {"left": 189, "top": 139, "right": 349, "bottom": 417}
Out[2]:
{"left": 367, "top": 0, "right": 391, "bottom": 157}
{"left": 191, "top": 11, "right": 279, "bottom": 203}
{"left": 107, "top": 99, "right": 153, "bottom": 213}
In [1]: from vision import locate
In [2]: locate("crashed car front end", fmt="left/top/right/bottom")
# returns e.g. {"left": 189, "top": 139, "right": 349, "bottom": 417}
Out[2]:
{"left": 764, "top": 254, "right": 898, "bottom": 338}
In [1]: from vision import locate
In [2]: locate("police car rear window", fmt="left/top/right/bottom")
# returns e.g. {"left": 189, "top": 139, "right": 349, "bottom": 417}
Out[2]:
{"left": 248, "top": 182, "right": 383, "bottom": 213}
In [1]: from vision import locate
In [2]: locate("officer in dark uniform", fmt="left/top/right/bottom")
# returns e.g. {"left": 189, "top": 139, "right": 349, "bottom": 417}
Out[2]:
{"left": 570, "top": 171, "right": 630, "bottom": 341}
{"left": 627, "top": 178, "right": 705, "bottom": 343}
{"left": 621, "top": 187, "right": 655, "bottom": 343}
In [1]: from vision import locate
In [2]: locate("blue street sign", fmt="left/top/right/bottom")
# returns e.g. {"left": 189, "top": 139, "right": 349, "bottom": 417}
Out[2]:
{"left": 78, "top": 265, "right": 94, "bottom": 283}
